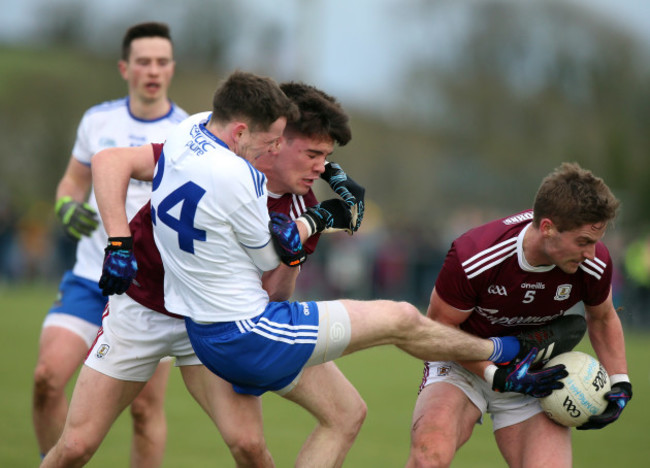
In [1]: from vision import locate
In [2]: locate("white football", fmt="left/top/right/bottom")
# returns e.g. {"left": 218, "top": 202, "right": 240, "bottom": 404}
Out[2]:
{"left": 540, "top": 351, "right": 610, "bottom": 427}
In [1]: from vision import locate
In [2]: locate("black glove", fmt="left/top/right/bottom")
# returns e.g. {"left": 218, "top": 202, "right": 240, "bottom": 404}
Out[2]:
{"left": 299, "top": 198, "right": 353, "bottom": 235}
{"left": 320, "top": 162, "right": 365, "bottom": 232}
{"left": 577, "top": 381, "right": 632, "bottom": 430}
{"left": 55, "top": 196, "right": 99, "bottom": 240}
{"left": 98, "top": 237, "right": 138, "bottom": 296}
{"left": 515, "top": 315, "right": 587, "bottom": 368}
{"left": 492, "top": 348, "right": 568, "bottom": 398}
{"left": 269, "top": 212, "right": 306, "bottom": 267}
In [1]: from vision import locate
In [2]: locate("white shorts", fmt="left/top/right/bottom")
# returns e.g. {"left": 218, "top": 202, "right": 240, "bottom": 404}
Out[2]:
{"left": 421, "top": 361, "right": 543, "bottom": 431}
{"left": 85, "top": 294, "right": 200, "bottom": 382}
{"left": 42, "top": 313, "right": 99, "bottom": 348}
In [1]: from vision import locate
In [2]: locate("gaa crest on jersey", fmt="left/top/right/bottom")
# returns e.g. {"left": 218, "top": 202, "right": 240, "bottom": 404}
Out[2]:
{"left": 436, "top": 365, "right": 451, "bottom": 376}
{"left": 96, "top": 344, "right": 111, "bottom": 359}
{"left": 554, "top": 284, "right": 572, "bottom": 301}
{"left": 488, "top": 284, "right": 507, "bottom": 296}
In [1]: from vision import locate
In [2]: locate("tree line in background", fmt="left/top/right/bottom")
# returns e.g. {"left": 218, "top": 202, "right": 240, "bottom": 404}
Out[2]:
{"left": 1, "top": 0, "right": 650, "bottom": 323}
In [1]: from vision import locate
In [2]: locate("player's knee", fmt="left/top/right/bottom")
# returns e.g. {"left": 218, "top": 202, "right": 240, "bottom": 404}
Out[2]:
{"left": 56, "top": 433, "right": 98, "bottom": 465}
{"left": 320, "top": 392, "right": 367, "bottom": 439}
{"left": 391, "top": 301, "right": 424, "bottom": 335}
{"left": 226, "top": 433, "right": 268, "bottom": 465}
{"left": 409, "top": 427, "right": 455, "bottom": 468}
{"left": 33, "top": 361, "right": 64, "bottom": 405}
{"left": 342, "top": 397, "right": 367, "bottom": 439}
{"left": 130, "top": 396, "right": 165, "bottom": 433}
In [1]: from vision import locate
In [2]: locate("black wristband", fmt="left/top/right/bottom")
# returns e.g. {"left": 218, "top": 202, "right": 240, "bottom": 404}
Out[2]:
{"left": 106, "top": 236, "right": 133, "bottom": 250}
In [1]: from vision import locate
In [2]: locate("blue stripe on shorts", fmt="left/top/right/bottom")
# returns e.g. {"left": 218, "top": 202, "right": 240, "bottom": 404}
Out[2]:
{"left": 47, "top": 270, "right": 107, "bottom": 326}
{"left": 186, "top": 300, "right": 319, "bottom": 396}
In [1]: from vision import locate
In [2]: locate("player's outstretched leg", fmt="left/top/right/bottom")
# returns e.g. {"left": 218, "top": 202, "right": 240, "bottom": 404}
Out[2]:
{"left": 339, "top": 299, "right": 500, "bottom": 363}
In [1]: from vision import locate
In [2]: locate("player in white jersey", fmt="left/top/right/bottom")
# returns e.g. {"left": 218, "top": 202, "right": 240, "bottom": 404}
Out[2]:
{"left": 89, "top": 71, "right": 561, "bottom": 464}
{"left": 42, "top": 76, "right": 367, "bottom": 468}
{"left": 32, "top": 22, "right": 187, "bottom": 467}
{"left": 407, "top": 163, "right": 632, "bottom": 468}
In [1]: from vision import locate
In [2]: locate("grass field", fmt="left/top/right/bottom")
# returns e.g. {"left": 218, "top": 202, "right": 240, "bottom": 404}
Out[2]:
{"left": 1, "top": 283, "right": 648, "bottom": 467}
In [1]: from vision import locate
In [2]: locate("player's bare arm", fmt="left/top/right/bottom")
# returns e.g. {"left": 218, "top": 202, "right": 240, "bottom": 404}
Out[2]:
{"left": 56, "top": 157, "right": 93, "bottom": 201}
{"left": 261, "top": 264, "right": 300, "bottom": 301}
{"left": 428, "top": 287, "right": 492, "bottom": 376}
{"left": 91, "top": 144, "right": 155, "bottom": 237}
{"left": 584, "top": 288, "right": 628, "bottom": 375}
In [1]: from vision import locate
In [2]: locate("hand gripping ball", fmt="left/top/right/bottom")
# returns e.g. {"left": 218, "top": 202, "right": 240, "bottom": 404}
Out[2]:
{"left": 540, "top": 351, "right": 610, "bottom": 427}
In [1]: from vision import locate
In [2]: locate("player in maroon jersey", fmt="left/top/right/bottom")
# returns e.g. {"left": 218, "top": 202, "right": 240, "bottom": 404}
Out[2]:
{"left": 407, "top": 163, "right": 632, "bottom": 467}
{"left": 43, "top": 82, "right": 366, "bottom": 467}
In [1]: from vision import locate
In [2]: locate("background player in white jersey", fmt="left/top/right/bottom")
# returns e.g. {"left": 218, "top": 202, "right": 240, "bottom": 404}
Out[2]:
{"left": 32, "top": 22, "right": 187, "bottom": 467}
{"left": 42, "top": 78, "right": 368, "bottom": 467}
{"left": 90, "top": 70, "right": 561, "bottom": 463}
{"left": 407, "top": 163, "right": 632, "bottom": 467}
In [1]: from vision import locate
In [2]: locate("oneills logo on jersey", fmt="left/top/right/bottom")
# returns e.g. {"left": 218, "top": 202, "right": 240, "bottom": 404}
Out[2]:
{"left": 96, "top": 344, "right": 110, "bottom": 359}
{"left": 554, "top": 284, "right": 572, "bottom": 301}
{"left": 436, "top": 366, "right": 451, "bottom": 377}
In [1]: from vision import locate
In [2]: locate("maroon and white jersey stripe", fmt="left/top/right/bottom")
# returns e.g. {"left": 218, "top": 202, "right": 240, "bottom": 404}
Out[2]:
{"left": 435, "top": 210, "right": 612, "bottom": 338}
{"left": 126, "top": 143, "right": 320, "bottom": 316}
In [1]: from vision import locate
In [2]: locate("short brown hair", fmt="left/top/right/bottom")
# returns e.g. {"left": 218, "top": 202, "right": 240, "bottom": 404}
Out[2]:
{"left": 280, "top": 82, "right": 351, "bottom": 147}
{"left": 121, "top": 22, "right": 172, "bottom": 61}
{"left": 210, "top": 71, "right": 299, "bottom": 132}
{"left": 533, "top": 162, "right": 620, "bottom": 232}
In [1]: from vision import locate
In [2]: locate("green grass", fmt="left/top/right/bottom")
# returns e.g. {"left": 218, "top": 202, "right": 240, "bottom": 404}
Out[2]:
{"left": 1, "top": 283, "right": 648, "bottom": 467}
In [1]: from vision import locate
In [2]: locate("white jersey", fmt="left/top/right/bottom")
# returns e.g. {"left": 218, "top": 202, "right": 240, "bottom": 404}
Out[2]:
{"left": 151, "top": 113, "right": 276, "bottom": 322}
{"left": 71, "top": 97, "right": 188, "bottom": 282}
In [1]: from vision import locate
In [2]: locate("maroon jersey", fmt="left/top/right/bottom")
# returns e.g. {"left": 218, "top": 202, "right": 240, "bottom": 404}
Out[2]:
{"left": 126, "top": 143, "right": 320, "bottom": 315}
{"left": 435, "top": 210, "right": 612, "bottom": 338}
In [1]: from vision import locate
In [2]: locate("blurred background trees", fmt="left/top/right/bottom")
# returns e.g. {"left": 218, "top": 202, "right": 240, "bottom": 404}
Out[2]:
{"left": 1, "top": 0, "right": 649, "bottom": 323}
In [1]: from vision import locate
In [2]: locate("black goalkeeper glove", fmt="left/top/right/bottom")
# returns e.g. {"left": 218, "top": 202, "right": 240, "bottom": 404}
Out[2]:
{"left": 98, "top": 237, "right": 138, "bottom": 296}
{"left": 55, "top": 196, "right": 99, "bottom": 240}
{"left": 514, "top": 314, "right": 587, "bottom": 369}
{"left": 320, "top": 162, "right": 365, "bottom": 232}
{"left": 577, "top": 381, "right": 632, "bottom": 430}
{"left": 298, "top": 198, "right": 353, "bottom": 236}
{"left": 269, "top": 212, "right": 306, "bottom": 267}
{"left": 491, "top": 348, "right": 568, "bottom": 398}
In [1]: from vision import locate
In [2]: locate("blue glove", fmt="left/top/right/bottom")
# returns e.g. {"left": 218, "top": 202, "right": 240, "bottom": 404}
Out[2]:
{"left": 55, "top": 196, "right": 99, "bottom": 240}
{"left": 299, "top": 198, "right": 353, "bottom": 235}
{"left": 269, "top": 212, "right": 306, "bottom": 267}
{"left": 320, "top": 162, "right": 365, "bottom": 232}
{"left": 98, "top": 237, "right": 138, "bottom": 296}
{"left": 492, "top": 348, "right": 568, "bottom": 398}
{"left": 577, "top": 381, "right": 632, "bottom": 430}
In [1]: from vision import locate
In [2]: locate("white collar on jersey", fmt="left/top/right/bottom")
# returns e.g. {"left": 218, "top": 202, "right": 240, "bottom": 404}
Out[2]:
{"left": 517, "top": 223, "right": 555, "bottom": 273}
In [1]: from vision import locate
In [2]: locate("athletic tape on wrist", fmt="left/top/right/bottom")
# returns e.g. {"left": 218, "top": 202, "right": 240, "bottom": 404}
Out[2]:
{"left": 609, "top": 373, "right": 630, "bottom": 385}
{"left": 296, "top": 216, "right": 314, "bottom": 237}
{"left": 484, "top": 364, "right": 498, "bottom": 386}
